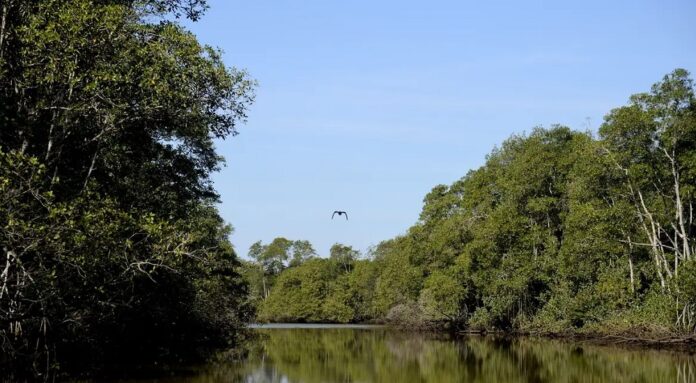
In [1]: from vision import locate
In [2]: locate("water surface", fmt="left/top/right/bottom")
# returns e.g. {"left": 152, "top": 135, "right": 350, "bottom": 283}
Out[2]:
{"left": 120, "top": 326, "right": 696, "bottom": 382}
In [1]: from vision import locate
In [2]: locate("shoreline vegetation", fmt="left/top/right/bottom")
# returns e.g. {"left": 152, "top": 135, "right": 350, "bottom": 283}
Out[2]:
{"left": 251, "top": 322, "right": 696, "bottom": 353}
{"left": 244, "top": 70, "right": 696, "bottom": 354}
{"left": 252, "top": 321, "right": 696, "bottom": 347}
{"left": 1, "top": 0, "right": 255, "bottom": 380}
{"left": 1, "top": 0, "right": 695, "bottom": 381}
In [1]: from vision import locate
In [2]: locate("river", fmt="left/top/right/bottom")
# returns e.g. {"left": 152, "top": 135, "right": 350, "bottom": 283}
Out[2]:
{"left": 115, "top": 324, "right": 694, "bottom": 382}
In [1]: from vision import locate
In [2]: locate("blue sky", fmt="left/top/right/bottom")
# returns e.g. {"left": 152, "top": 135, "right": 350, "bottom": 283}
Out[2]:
{"left": 183, "top": 0, "right": 696, "bottom": 259}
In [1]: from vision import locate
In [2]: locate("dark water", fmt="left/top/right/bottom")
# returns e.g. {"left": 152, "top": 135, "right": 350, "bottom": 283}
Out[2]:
{"left": 117, "top": 325, "right": 695, "bottom": 383}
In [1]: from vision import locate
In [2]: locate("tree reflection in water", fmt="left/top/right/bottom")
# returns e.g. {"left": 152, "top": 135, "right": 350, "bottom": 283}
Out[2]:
{"left": 124, "top": 328, "right": 696, "bottom": 383}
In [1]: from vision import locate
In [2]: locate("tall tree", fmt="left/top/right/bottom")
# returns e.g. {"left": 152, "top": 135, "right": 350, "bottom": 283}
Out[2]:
{"left": 0, "top": 0, "right": 255, "bottom": 378}
{"left": 600, "top": 69, "right": 696, "bottom": 289}
{"left": 291, "top": 240, "right": 317, "bottom": 267}
{"left": 330, "top": 243, "right": 360, "bottom": 273}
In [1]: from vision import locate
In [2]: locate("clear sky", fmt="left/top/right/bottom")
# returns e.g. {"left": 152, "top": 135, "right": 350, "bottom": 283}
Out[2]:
{"left": 183, "top": 0, "right": 696, "bottom": 259}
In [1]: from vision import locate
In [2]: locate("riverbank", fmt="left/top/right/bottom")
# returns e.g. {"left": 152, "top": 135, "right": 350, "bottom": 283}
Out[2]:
{"left": 253, "top": 322, "right": 696, "bottom": 353}
{"left": 540, "top": 331, "right": 696, "bottom": 353}
{"left": 249, "top": 323, "right": 386, "bottom": 329}
{"left": 455, "top": 328, "right": 696, "bottom": 353}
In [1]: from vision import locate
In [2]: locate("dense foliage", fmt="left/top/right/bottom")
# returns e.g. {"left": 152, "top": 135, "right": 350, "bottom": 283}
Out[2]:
{"left": 253, "top": 70, "right": 696, "bottom": 336}
{"left": 0, "top": 0, "right": 255, "bottom": 379}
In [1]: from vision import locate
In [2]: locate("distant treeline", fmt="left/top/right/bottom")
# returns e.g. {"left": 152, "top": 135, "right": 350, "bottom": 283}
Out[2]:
{"left": 0, "top": 0, "right": 254, "bottom": 379}
{"left": 246, "top": 69, "right": 696, "bottom": 335}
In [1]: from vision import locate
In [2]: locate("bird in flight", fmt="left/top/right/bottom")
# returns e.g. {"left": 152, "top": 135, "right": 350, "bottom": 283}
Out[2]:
{"left": 332, "top": 211, "right": 348, "bottom": 220}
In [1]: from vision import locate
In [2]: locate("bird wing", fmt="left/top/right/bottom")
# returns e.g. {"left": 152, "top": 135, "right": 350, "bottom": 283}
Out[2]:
{"left": 332, "top": 211, "right": 337, "bottom": 219}
{"left": 344, "top": 212, "right": 348, "bottom": 220}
